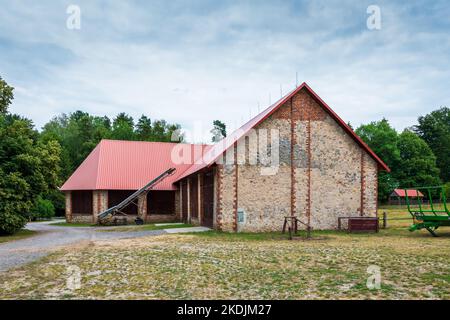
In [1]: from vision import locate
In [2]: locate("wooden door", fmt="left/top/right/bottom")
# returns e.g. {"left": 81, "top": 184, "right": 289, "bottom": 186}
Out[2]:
{"left": 202, "top": 170, "right": 214, "bottom": 228}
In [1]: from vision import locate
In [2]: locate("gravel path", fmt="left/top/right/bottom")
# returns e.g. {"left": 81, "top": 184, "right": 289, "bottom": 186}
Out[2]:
{"left": 0, "top": 221, "right": 166, "bottom": 272}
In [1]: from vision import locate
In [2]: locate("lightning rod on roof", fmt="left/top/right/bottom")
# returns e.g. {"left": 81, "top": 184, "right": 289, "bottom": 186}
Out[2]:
{"left": 280, "top": 84, "right": 283, "bottom": 98}
{"left": 296, "top": 72, "right": 298, "bottom": 88}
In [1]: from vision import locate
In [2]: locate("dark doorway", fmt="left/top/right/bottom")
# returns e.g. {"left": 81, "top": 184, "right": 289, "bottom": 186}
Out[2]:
{"left": 71, "top": 191, "right": 93, "bottom": 215}
{"left": 147, "top": 191, "right": 175, "bottom": 215}
{"left": 202, "top": 170, "right": 214, "bottom": 228}
{"left": 181, "top": 181, "right": 188, "bottom": 222}
{"left": 108, "top": 190, "right": 138, "bottom": 215}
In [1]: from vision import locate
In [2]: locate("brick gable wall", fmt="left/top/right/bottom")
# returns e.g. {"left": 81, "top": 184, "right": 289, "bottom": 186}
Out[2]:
{"left": 217, "top": 88, "right": 378, "bottom": 232}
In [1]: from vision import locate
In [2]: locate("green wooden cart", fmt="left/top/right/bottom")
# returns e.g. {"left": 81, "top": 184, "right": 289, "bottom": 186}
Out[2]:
{"left": 404, "top": 186, "right": 450, "bottom": 237}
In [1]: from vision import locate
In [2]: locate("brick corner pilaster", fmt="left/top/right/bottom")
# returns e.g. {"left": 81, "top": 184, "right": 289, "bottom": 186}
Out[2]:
{"left": 216, "top": 164, "right": 224, "bottom": 231}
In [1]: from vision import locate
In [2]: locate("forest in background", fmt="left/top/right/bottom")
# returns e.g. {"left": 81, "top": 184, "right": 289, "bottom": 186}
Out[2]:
{"left": 1, "top": 76, "right": 449, "bottom": 234}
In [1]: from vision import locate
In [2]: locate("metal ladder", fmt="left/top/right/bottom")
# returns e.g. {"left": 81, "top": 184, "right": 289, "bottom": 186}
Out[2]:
{"left": 97, "top": 167, "right": 176, "bottom": 225}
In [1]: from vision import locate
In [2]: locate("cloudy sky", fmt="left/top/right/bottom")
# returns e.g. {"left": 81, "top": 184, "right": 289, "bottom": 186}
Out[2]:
{"left": 0, "top": 0, "right": 449, "bottom": 142}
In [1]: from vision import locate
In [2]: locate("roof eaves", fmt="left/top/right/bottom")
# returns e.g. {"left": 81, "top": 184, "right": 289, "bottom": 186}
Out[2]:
{"left": 93, "top": 139, "right": 104, "bottom": 190}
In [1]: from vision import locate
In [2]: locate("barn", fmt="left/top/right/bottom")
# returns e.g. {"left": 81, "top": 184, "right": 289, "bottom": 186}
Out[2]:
{"left": 60, "top": 83, "right": 389, "bottom": 231}
{"left": 388, "top": 189, "right": 424, "bottom": 205}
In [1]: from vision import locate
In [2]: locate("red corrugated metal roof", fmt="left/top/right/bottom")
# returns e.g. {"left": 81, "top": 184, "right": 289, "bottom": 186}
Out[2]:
{"left": 175, "top": 82, "right": 390, "bottom": 182}
{"left": 60, "top": 140, "right": 211, "bottom": 191}
{"left": 393, "top": 189, "right": 424, "bottom": 197}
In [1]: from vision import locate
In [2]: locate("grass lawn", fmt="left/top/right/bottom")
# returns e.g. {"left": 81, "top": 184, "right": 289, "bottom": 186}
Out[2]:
{"left": 0, "top": 208, "right": 448, "bottom": 299}
{"left": 51, "top": 222, "right": 97, "bottom": 227}
{"left": 0, "top": 229, "right": 37, "bottom": 244}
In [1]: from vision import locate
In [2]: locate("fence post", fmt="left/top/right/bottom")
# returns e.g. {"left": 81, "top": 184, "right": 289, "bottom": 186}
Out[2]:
{"left": 383, "top": 211, "right": 387, "bottom": 229}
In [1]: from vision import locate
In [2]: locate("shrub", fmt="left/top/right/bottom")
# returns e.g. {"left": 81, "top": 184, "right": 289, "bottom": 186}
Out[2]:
{"left": 0, "top": 212, "right": 27, "bottom": 235}
{"left": 444, "top": 182, "right": 450, "bottom": 201}
{"left": 32, "top": 197, "right": 55, "bottom": 220}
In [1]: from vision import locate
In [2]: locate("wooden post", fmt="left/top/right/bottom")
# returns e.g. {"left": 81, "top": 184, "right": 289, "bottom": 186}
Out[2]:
{"left": 187, "top": 178, "right": 191, "bottom": 223}
{"left": 383, "top": 211, "right": 387, "bottom": 229}
{"left": 138, "top": 193, "right": 147, "bottom": 222}
{"left": 198, "top": 173, "right": 202, "bottom": 225}
{"left": 179, "top": 184, "right": 183, "bottom": 221}
{"left": 65, "top": 191, "right": 72, "bottom": 223}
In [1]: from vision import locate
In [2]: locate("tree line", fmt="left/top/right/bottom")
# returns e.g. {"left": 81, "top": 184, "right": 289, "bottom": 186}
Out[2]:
{"left": 355, "top": 116, "right": 449, "bottom": 201}
{"left": 0, "top": 75, "right": 449, "bottom": 234}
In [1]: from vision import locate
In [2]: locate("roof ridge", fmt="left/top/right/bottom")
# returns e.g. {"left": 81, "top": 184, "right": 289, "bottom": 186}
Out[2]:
{"left": 100, "top": 138, "right": 210, "bottom": 147}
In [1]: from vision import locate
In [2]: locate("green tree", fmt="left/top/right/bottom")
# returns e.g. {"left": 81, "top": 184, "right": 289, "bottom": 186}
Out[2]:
{"left": 111, "top": 113, "right": 135, "bottom": 140}
{"left": 444, "top": 182, "right": 450, "bottom": 200}
{"left": 0, "top": 114, "right": 61, "bottom": 234}
{"left": 136, "top": 115, "right": 152, "bottom": 140}
{"left": 166, "top": 123, "right": 183, "bottom": 142}
{"left": 396, "top": 130, "right": 441, "bottom": 188}
{"left": 151, "top": 119, "right": 167, "bottom": 141}
{"left": 41, "top": 111, "right": 112, "bottom": 176}
{"left": 150, "top": 120, "right": 181, "bottom": 142}
{"left": 0, "top": 76, "right": 14, "bottom": 114}
{"left": 31, "top": 196, "right": 55, "bottom": 220}
{"left": 355, "top": 119, "right": 400, "bottom": 201}
{"left": 134, "top": 115, "right": 182, "bottom": 142}
{"left": 211, "top": 120, "right": 227, "bottom": 142}
{"left": 415, "top": 107, "right": 450, "bottom": 182}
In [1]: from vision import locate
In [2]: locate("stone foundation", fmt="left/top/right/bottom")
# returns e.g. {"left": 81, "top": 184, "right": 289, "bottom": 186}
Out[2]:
{"left": 174, "top": 189, "right": 181, "bottom": 220}
{"left": 145, "top": 214, "right": 177, "bottom": 223}
{"left": 70, "top": 215, "right": 95, "bottom": 224}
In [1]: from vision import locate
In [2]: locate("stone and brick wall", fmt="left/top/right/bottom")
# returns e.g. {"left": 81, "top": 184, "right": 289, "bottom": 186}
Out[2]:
{"left": 174, "top": 189, "right": 181, "bottom": 220}
{"left": 92, "top": 190, "right": 108, "bottom": 224}
{"left": 138, "top": 194, "right": 147, "bottom": 221}
{"left": 215, "top": 88, "right": 379, "bottom": 232}
{"left": 65, "top": 191, "right": 72, "bottom": 222}
{"left": 67, "top": 190, "right": 108, "bottom": 224}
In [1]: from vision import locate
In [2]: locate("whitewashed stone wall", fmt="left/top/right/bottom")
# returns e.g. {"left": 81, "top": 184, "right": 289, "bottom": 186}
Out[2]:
{"left": 216, "top": 88, "right": 380, "bottom": 232}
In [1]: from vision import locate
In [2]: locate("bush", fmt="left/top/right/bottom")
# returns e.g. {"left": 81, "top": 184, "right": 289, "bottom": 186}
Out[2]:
{"left": 31, "top": 197, "right": 55, "bottom": 220}
{"left": 44, "top": 190, "right": 65, "bottom": 216}
{"left": 0, "top": 212, "right": 27, "bottom": 235}
{"left": 445, "top": 182, "right": 450, "bottom": 201}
